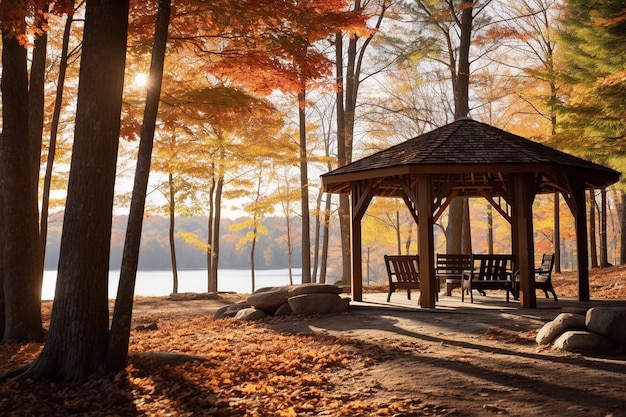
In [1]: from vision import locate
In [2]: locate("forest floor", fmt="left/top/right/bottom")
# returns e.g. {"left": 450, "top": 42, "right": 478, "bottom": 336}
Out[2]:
{"left": 2, "top": 266, "right": 626, "bottom": 416}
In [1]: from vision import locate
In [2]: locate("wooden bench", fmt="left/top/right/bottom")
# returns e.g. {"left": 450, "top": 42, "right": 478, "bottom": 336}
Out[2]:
{"left": 535, "top": 253, "right": 557, "bottom": 301}
{"left": 435, "top": 253, "right": 472, "bottom": 296}
{"left": 384, "top": 254, "right": 420, "bottom": 302}
{"left": 461, "top": 254, "right": 516, "bottom": 303}
{"left": 515, "top": 253, "right": 557, "bottom": 301}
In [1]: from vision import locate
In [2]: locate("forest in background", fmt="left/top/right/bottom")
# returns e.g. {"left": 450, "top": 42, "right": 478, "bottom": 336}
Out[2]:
{"left": 42, "top": 187, "right": 623, "bottom": 285}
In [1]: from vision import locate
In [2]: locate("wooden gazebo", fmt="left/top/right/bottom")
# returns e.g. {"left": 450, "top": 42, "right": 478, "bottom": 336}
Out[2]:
{"left": 321, "top": 118, "right": 621, "bottom": 308}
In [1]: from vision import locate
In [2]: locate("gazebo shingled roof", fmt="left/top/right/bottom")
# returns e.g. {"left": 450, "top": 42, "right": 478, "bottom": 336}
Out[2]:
{"left": 323, "top": 118, "right": 620, "bottom": 197}
{"left": 322, "top": 118, "right": 621, "bottom": 309}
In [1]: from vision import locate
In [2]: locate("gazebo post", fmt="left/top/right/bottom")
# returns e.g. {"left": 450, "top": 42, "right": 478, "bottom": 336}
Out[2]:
{"left": 350, "top": 211, "right": 363, "bottom": 302}
{"left": 571, "top": 182, "right": 590, "bottom": 301}
{"left": 514, "top": 174, "right": 537, "bottom": 308}
{"left": 349, "top": 181, "right": 374, "bottom": 302}
{"left": 417, "top": 175, "right": 436, "bottom": 308}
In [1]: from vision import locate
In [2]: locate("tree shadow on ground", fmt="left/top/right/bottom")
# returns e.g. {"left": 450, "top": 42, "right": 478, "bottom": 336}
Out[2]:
{"left": 262, "top": 308, "right": 626, "bottom": 416}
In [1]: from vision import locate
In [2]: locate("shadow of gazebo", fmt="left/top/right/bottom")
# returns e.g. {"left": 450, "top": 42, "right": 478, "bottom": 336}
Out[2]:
{"left": 322, "top": 118, "right": 621, "bottom": 308}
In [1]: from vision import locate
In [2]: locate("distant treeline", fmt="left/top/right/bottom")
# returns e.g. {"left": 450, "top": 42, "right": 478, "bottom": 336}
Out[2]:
{"left": 44, "top": 215, "right": 326, "bottom": 271}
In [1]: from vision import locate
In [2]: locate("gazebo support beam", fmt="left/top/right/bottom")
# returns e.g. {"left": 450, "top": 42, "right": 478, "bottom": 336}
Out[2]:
{"left": 349, "top": 181, "right": 374, "bottom": 302}
{"left": 514, "top": 174, "right": 537, "bottom": 308}
{"left": 417, "top": 174, "right": 436, "bottom": 308}
{"left": 572, "top": 183, "right": 590, "bottom": 300}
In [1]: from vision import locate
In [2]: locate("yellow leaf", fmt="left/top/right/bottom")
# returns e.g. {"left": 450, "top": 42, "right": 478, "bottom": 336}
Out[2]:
{"left": 242, "top": 383, "right": 257, "bottom": 393}
{"left": 276, "top": 407, "right": 297, "bottom": 417}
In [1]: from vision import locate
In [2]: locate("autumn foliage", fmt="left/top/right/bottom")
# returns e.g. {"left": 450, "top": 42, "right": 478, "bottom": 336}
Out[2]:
{"left": 1, "top": 307, "right": 428, "bottom": 416}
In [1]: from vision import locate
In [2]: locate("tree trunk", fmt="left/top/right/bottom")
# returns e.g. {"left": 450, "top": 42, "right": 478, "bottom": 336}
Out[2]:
{"left": 447, "top": 0, "right": 474, "bottom": 256}
{"left": 108, "top": 0, "right": 171, "bottom": 372}
{"left": 286, "top": 212, "right": 294, "bottom": 285}
{"left": 250, "top": 225, "right": 257, "bottom": 293}
{"left": 554, "top": 192, "right": 562, "bottom": 273}
{"left": 207, "top": 170, "right": 216, "bottom": 291}
{"left": 1, "top": 23, "right": 44, "bottom": 343}
{"left": 211, "top": 175, "right": 224, "bottom": 289}
{"left": 0, "top": 177, "right": 4, "bottom": 340}
{"left": 29, "top": 8, "right": 48, "bottom": 293}
{"left": 618, "top": 190, "right": 626, "bottom": 265}
{"left": 456, "top": 0, "right": 472, "bottom": 119}
{"left": 446, "top": 201, "right": 463, "bottom": 253}
{"left": 319, "top": 185, "right": 332, "bottom": 284}
{"left": 17, "top": 0, "right": 129, "bottom": 381}
{"left": 207, "top": 145, "right": 225, "bottom": 292}
{"left": 0, "top": 260, "right": 4, "bottom": 340}
{"left": 335, "top": 33, "right": 351, "bottom": 285}
{"left": 298, "top": 91, "right": 311, "bottom": 283}
{"left": 589, "top": 189, "right": 598, "bottom": 268}
{"left": 168, "top": 173, "right": 179, "bottom": 293}
{"left": 600, "top": 187, "right": 610, "bottom": 267}
{"left": 41, "top": 14, "right": 74, "bottom": 269}
{"left": 312, "top": 188, "right": 323, "bottom": 283}
{"left": 396, "top": 211, "right": 402, "bottom": 255}
{"left": 487, "top": 205, "right": 494, "bottom": 254}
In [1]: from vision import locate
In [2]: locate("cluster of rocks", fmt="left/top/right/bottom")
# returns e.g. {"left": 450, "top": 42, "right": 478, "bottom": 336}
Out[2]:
{"left": 213, "top": 283, "right": 351, "bottom": 321}
{"left": 536, "top": 307, "right": 626, "bottom": 353}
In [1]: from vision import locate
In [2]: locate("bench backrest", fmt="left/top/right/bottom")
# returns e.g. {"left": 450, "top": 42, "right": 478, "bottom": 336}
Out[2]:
{"left": 436, "top": 253, "right": 472, "bottom": 274}
{"left": 536, "top": 253, "right": 555, "bottom": 282}
{"left": 384, "top": 255, "right": 419, "bottom": 284}
{"left": 472, "top": 254, "right": 515, "bottom": 281}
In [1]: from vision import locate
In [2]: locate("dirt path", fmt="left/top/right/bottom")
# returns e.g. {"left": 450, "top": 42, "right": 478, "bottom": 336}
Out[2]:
{"left": 129, "top": 293, "right": 626, "bottom": 416}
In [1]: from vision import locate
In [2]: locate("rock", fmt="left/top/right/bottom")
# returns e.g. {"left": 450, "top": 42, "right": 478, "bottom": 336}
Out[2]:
{"left": 234, "top": 307, "right": 267, "bottom": 321}
{"left": 585, "top": 307, "right": 626, "bottom": 346}
{"left": 135, "top": 322, "right": 158, "bottom": 331}
{"left": 246, "top": 286, "right": 291, "bottom": 312}
{"left": 213, "top": 301, "right": 250, "bottom": 319}
{"left": 288, "top": 283, "right": 343, "bottom": 297}
{"left": 552, "top": 330, "right": 617, "bottom": 353}
{"left": 536, "top": 313, "right": 586, "bottom": 345}
{"left": 560, "top": 307, "right": 589, "bottom": 316}
{"left": 168, "top": 292, "right": 221, "bottom": 301}
{"left": 274, "top": 303, "right": 293, "bottom": 316}
{"left": 288, "top": 293, "right": 350, "bottom": 315}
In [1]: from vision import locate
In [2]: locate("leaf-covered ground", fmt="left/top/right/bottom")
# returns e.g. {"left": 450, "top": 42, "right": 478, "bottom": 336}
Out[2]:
{"left": 1, "top": 266, "right": 625, "bottom": 416}
{"left": 0, "top": 313, "right": 443, "bottom": 416}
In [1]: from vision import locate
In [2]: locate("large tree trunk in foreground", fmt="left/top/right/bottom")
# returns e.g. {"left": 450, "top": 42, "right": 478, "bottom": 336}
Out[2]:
{"left": 1, "top": 25, "right": 44, "bottom": 343}
{"left": 13, "top": 0, "right": 129, "bottom": 382}
{"left": 108, "top": 0, "right": 171, "bottom": 372}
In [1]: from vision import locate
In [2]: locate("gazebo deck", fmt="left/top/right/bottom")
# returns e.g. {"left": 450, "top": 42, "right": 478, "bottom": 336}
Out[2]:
{"left": 356, "top": 291, "right": 626, "bottom": 314}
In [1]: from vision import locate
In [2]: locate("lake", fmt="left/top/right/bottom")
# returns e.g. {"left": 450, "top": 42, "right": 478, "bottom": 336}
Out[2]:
{"left": 41, "top": 268, "right": 302, "bottom": 300}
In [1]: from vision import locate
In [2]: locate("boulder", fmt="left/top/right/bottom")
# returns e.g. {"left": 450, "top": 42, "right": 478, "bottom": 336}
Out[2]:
{"left": 234, "top": 307, "right": 267, "bottom": 321}
{"left": 273, "top": 303, "right": 293, "bottom": 316}
{"left": 288, "top": 283, "right": 342, "bottom": 297}
{"left": 552, "top": 330, "right": 617, "bottom": 353}
{"left": 536, "top": 313, "right": 586, "bottom": 345}
{"left": 585, "top": 307, "right": 626, "bottom": 346}
{"left": 288, "top": 293, "right": 350, "bottom": 315}
{"left": 213, "top": 301, "right": 250, "bottom": 320}
{"left": 246, "top": 286, "right": 291, "bottom": 312}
